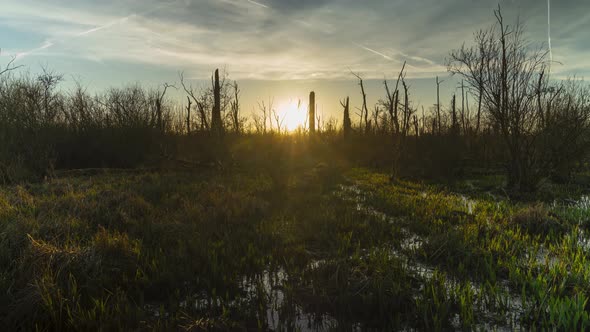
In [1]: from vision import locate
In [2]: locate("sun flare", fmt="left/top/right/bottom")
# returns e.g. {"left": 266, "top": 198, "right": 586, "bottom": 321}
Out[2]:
{"left": 277, "top": 99, "right": 308, "bottom": 132}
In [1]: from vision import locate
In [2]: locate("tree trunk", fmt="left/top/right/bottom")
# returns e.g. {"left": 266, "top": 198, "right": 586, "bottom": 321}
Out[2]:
{"left": 186, "top": 96, "right": 191, "bottom": 134}
{"left": 211, "top": 69, "right": 223, "bottom": 135}
{"left": 342, "top": 96, "right": 351, "bottom": 137}
{"left": 309, "top": 91, "right": 316, "bottom": 134}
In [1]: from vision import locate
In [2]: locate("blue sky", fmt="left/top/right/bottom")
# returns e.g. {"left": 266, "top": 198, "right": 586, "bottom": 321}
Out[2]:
{"left": 1, "top": 0, "right": 589, "bottom": 119}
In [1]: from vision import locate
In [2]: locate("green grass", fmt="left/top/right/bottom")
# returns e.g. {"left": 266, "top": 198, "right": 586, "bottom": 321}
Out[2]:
{"left": 2, "top": 148, "right": 590, "bottom": 330}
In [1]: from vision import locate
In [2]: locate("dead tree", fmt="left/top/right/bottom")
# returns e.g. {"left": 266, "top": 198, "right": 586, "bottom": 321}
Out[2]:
{"left": 37, "top": 66, "right": 64, "bottom": 125}
{"left": 448, "top": 5, "right": 554, "bottom": 191}
{"left": 341, "top": 96, "right": 351, "bottom": 137}
{"left": 254, "top": 99, "right": 272, "bottom": 134}
{"left": 421, "top": 106, "right": 426, "bottom": 136}
{"left": 384, "top": 61, "right": 406, "bottom": 135}
{"left": 401, "top": 77, "right": 411, "bottom": 137}
{"left": 180, "top": 71, "right": 210, "bottom": 131}
{"left": 451, "top": 94, "right": 458, "bottom": 136}
{"left": 273, "top": 108, "right": 285, "bottom": 134}
{"left": 309, "top": 91, "right": 316, "bottom": 134}
{"left": 0, "top": 53, "right": 23, "bottom": 76}
{"left": 351, "top": 71, "right": 369, "bottom": 132}
{"left": 211, "top": 69, "right": 223, "bottom": 135}
{"left": 460, "top": 80, "right": 467, "bottom": 135}
{"left": 155, "top": 83, "right": 176, "bottom": 132}
{"left": 186, "top": 96, "right": 192, "bottom": 134}
{"left": 229, "top": 81, "right": 241, "bottom": 134}
{"left": 394, "top": 61, "right": 406, "bottom": 135}
{"left": 436, "top": 76, "right": 444, "bottom": 135}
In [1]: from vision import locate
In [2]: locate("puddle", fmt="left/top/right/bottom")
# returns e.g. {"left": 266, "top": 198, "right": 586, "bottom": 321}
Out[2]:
{"left": 148, "top": 181, "right": 530, "bottom": 330}
{"left": 334, "top": 181, "right": 526, "bottom": 331}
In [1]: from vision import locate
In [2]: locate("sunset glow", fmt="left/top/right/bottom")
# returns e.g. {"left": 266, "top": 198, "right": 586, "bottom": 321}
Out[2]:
{"left": 277, "top": 99, "right": 308, "bottom": 132}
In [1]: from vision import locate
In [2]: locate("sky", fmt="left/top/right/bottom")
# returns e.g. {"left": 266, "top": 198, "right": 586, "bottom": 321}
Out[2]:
{"left": 1, "top": 0, "right": 589, "bottom": 123}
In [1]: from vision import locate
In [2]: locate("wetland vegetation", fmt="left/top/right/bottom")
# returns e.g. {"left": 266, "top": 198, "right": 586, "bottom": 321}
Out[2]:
{"left": 2, "top": 5, "right": 590, "bottom": 331}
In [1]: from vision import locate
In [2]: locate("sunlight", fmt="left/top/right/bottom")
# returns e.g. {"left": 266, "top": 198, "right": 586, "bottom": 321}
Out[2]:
{"left": 277, "top": 99, "right": 307, "bottom": 132}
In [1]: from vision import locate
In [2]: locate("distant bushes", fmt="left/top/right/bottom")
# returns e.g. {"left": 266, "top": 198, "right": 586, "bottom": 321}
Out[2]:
{"left": 0, "top": 70, "right": 176, "bottom": 182}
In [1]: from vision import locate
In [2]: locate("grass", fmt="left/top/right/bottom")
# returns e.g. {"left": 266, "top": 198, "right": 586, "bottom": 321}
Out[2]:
{"left": 2, "top": 140, "right": 590, "bottom": 330}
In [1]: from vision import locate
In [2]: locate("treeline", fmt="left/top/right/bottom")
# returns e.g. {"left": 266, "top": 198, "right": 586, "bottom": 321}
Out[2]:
{"left": 1, "top": 6, "right": 589, "bottom": 193}
{"left": 0, "top": 65, "right": 243, "bottom": 183}
{"left": 339, "top": 7, "right": 590, "bottom": 193}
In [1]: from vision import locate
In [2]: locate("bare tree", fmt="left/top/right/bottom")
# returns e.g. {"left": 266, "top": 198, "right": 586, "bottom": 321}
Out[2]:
{"left": 351, "top": 71, "right": 369, "bottom": 132}
{"left": 272, "top": 108, "right": 285, "bottom": 134}
{"left": 383, "top": 61, "right": 406, "bottom": 135}
{"left": 211, "top": 69, "right": 223, "bottom": 135}
{"left": 309, "top": 91, "right": 316, "bottom": 134}
{"left": 37, "top": 66, "right": 64, "bottom": 125}
{"left": 435, "top": 76, "right": 444, "bottom": 135}
{"left": 448, "top": 5, "right": 555, "bottom": 191}
{"left": 185, "top": 96, "right": 192, "bottom": 134}
{"left": 180, "top": 71, "right": 210, "bottom": 131}
{"left": 155, "top": 83, "right": 176, "bottom": 132}
{"left": 341, "top": 96, "right": 351, "bottom": 137}
{"left": 253, "top": 98, "right": 273, "bottom": 134}
{"left": 401, "top": 77, "right": 414, "bottom": 137}
{"left": 0, "top": 52, "right": 23, "bottom": 76}
{"left": 229, "top": 81, "right": 241, "bottom": 134}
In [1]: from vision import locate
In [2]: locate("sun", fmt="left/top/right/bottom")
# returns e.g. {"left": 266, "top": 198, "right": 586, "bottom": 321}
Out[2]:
{"left": 277, "top": 99, "right": 308, "bottom": 132}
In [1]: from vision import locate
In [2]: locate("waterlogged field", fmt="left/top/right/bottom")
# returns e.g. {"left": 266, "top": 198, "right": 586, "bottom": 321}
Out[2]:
{"left": 2, "top": 163, "right": 590, "bottom": 330}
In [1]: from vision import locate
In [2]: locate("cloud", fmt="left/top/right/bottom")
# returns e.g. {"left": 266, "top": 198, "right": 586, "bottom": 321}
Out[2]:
{"left": 1, "top": 0, "right": 588, "bottom": 81}
{"left": 247, "top": 0, "right": 269, "bottom": 9}
{"left": 354, "top": 43, "right": 393, "bottom": 61}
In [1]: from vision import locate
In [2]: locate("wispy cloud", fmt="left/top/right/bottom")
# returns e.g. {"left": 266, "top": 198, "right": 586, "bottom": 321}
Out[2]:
{"left": 247, "top": 0, "right": 269, "bottom": 9}
{"left": 353, "top": 43, "right": 393, "bottom": 61}
{"left": 1, "top": 0, "right": 587, "bottom": 81}
{"left": 75, "top": 14, "right": 135, "bottom": 37}
{"left": 16, "top": 40, "right": 54, "bottom": 59}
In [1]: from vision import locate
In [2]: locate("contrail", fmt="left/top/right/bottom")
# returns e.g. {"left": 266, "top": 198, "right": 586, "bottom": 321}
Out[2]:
{"left": 16, "top": 40, "right": 54, "bottom": 59}
{"left": 353, "top": 43, "right": 393, "bottom": 61}
{"left": 247, "top": 0, "right": 268, "bottom": 8}
{"left": 15, "top": 1, "right": 174, "bottom": 61}
{"left": 75, "top": 15, "right": 135, "bottom": 36}
{"left": 548, "top": 0, "right": 553, "bottom": 64}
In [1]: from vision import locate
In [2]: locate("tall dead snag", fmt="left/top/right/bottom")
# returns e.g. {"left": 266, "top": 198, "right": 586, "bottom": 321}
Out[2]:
{"left": 186, "top": 96, "right": 192, "bottom": 134}
{"left": 436, "top": 76, "right": 443, "bottom": 135}
{"left": 476, "top": 83, "right": 482, "bottom": 135}
{"left": 384, "top": 79, "right": 395, "bottom": 133}
{"left": 156, "top": 83, "right": 175, "bottom": 132}
{"left": 401, "top": 77, "right": 410, "bottom": 137}
{"left": 389, "top": 63, "right": 407, "bottom": 179}
{"left": 341, "top": 96, "right": 351, "bottom": 137}
{"left": 211, "top": 69, "right": 223, "bottom": 135}
{"left": 389, "top": 61, "right": 406, "bottom": 135}
{"left": 230, "top": 81, "right": 241, "bottom": 134}
{"left": 309, "top": 91, "right": 316, "bottom": 134}
{"left": 451, "top": 94, "right": 459, "bottom": 136}
{"left": 460, "top": 80, "right": 467, "bottom": 135}
{"left": 351, "top": 71, "right": 369, "bottom": 133}
{"left": 180, "top": 71, "right": 209, "bottom": 131}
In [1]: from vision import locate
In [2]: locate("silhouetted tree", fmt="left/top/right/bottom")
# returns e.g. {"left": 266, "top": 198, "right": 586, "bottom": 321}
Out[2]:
{"left": 341, "top": 96, "right": 351, "bottom": 137}
{"left": 229, "top": 81, "right": 241, "bottom": 134}
{"left": 309, "top": 91, "right": 316, "bottom": 134}
{"left": 351, "top": 71, "right": 369, "bottom": 132}
{"left": 186, "top": 96, "right": 192, "bottom": 134}
{"left": 447, "top": 5, "right": 588, "bottom": 191}
{"left": 211, "top": 69, "right": 223, "bottom": 135}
